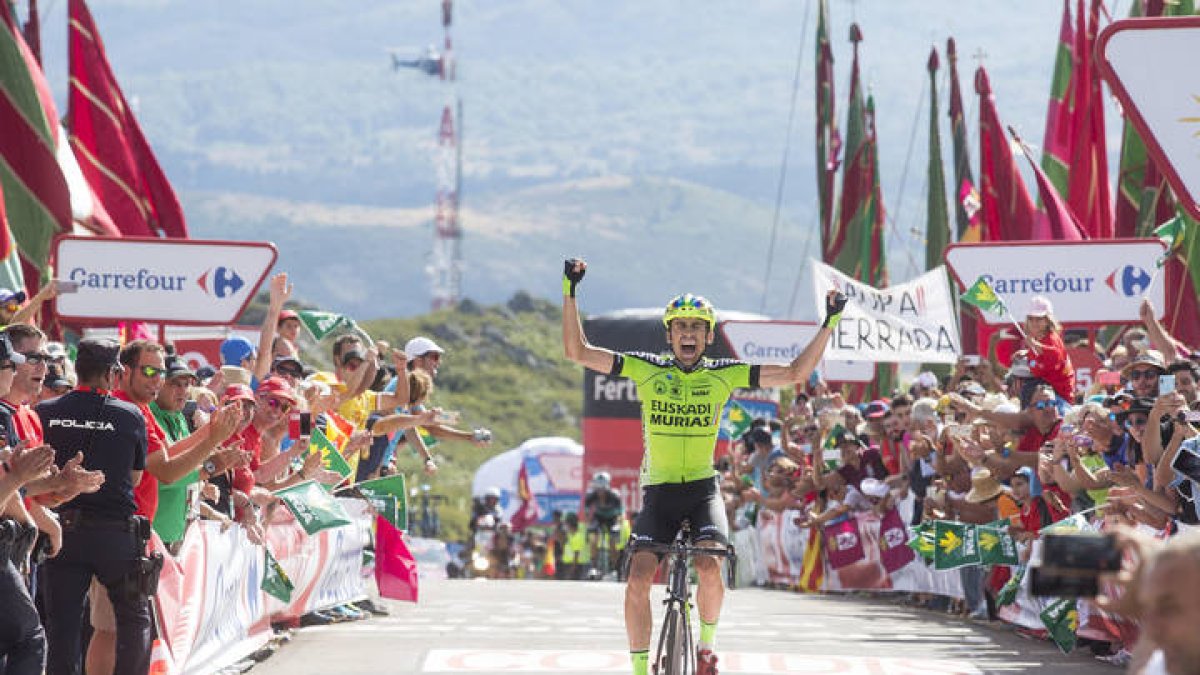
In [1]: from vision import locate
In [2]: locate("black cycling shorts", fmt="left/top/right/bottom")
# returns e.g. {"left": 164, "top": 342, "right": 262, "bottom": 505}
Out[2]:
{"left": 632, "top": 476, "right": 728, "bottom": 548}
{"left": 588, "top": 514, "right": 621, "bottom": 534}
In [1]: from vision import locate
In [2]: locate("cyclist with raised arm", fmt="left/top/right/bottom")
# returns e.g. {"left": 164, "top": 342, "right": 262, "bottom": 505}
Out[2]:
{"left": 584, "top": 471, "right": 624, "bottom": 577}
{"left": 561, "top": 258, "right": 846, "bottom": 675}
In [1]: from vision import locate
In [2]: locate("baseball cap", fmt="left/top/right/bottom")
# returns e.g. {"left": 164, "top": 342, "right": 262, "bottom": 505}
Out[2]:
{"left": 76, "top": 338, "right": 121, "bottom": 370}
{"left": 864, "top": 399, "right": 890, "bottom": 419}
{"left": 1025, "top": 295, "right": 1054, "bottom": 318}
{"left": 256, "top": 376, "right": 298, "bottom": 404}
{"left": 835, "top": 430, "right": 865, "bottom": 447}
{"left": 45, "top": 341, "right": 68, "bottom": 360}
{"left": 1121, "top": 350, "right": 1167, "bottom": 377}
{"left": 164, "top": 355, "right": 196, "bottom": 382}
{"left": 222, "top": 384, "right": 256, "bottom": 405}
{"left": 278, "top": 309, "right": 299, "bottom": 323}
{"left": 0, "top": 288, "right": 27, "bottom": 306}
{"left": 195, "top": 365, "right": 217, "bottom": 381}
{"left": 220, "top": 336, "right": 256, "bottom": 366}
{"left": 404, "top": 336, "right": 444, "bottom": 359}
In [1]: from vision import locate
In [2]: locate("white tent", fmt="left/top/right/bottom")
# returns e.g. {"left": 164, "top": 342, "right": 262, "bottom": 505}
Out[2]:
{"left": 471, "top": 436, "right": 584, "bottom": 521}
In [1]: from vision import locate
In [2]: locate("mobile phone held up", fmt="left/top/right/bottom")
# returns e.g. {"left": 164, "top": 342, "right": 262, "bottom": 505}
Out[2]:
{"left": 1031, "top": 532, "right": 1121, "bottom": 597}
{"left": 1160, "top": 374, "right": 1177, "bottom": 396}
{"left": 1173, "top": 444, "right": 1200, "bottom": 484}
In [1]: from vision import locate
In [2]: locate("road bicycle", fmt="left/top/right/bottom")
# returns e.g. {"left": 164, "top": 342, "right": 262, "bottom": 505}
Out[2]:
{"left": 625, "top": 520, "right": 736, "bottom": 675}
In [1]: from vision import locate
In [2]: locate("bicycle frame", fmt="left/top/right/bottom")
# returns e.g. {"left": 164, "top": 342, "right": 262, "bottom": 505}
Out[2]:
{"left": 626, "top": 522, "right": 736, "bottom": 675}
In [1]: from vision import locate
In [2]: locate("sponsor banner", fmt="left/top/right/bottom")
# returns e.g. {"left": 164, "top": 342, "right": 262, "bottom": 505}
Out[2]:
{"left": 155, "top": 506, "right": 367, "bottom": 675}
{"left": 719, "top": 321, "right": 875, "bottom": 382}
{"left": 944, "top": 240, "right": 1167, "bottom": 326}
{"left": 55, "top": 236, "right": 276, "bottom": 324}
{"left": 811, "top": 262, "right": 961, "bottom": 364}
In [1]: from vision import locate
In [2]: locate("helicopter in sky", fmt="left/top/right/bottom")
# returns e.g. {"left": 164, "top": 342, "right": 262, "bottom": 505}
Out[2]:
{"left": 389, "top": 44, "right": 444, "bottom": 78}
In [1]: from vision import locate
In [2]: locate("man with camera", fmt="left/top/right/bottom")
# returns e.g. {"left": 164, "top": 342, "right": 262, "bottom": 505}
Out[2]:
{"left": 39, "top": 339, "right": 156, "bottom": 675}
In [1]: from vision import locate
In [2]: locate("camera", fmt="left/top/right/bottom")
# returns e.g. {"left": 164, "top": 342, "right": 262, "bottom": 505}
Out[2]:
{"left": 1030, "top": 532, "right": 1121, "bottom": 597}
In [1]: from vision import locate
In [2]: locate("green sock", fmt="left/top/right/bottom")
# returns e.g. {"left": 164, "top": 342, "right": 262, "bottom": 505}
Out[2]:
{"left": 631, "top": 650, "right": 649, "bottom": 675}
{"left": 699, "top": 619, "right": 718, "bottom": 649}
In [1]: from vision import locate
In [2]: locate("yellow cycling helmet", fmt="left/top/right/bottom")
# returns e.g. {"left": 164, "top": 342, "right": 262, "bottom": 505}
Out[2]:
{"left": 662, "top": 293, "right": 716, "bottom": 329}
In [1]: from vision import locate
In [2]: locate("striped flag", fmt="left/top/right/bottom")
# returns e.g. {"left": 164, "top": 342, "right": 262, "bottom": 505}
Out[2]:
{"left": 1063, "top": 0, "right": 1113, "bottom": 239}
{"left": 0, "top": 6, "right": 71, "bottom": 274}
{"left": 925, "top": 47, "right": 950, "bottom": 273}
{"left": 68, "top": 0, "right": 188, "bottom": 238}
{"left": 1039, "top": 0, "right": 1076, "bottom": 196}
{"left": 815, "top": 0, "right": 839, "bottom": 262}
{"left": 0, "top": 180, "right": 24, "bottom": 294}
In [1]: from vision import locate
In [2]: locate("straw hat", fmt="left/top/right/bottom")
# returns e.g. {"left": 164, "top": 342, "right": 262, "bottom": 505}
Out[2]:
{"left": 965, "top": 469, "right": 1005, "bottom": 503}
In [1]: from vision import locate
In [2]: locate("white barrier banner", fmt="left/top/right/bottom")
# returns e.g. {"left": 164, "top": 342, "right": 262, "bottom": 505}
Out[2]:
{"left": 944, "top": 240, "right": 1167, "bottom": 325}
{"left": 719, "top": 321, "right": 875, "bottom": 382}
{"left": 811, "top": 261, "right": 961, "bottom": 363}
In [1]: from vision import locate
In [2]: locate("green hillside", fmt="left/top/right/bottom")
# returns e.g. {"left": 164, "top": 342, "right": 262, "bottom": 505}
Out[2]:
{"left": 358, "top": 293, "right": 581, "bottom": 541}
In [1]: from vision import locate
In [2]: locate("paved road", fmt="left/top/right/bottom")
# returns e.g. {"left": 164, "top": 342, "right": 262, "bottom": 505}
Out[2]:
{"left": 252, "top": 579, "right": 1117, "bottom": 674}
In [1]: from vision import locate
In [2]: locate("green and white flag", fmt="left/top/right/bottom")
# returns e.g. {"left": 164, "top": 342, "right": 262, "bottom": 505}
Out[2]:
{"left": 1040, "top": 597, "right": 1078, "bottom": 654}
{"left": 933, "top": 521, "right": 981, "bottom": 570}
{"left": 1042, "top": 512, "right": 1090, "bottom": 535}
{"left": 1154, "top": 216, "right": 1185, "bottom": 267}
{"left": 261, "top": 548, "right": 294, "bottom": 603}
{"left": 907, "top": 520, "right": 936, "bottom": 562}
{"left": 996, "top": 565, "right": 1024, "bottom": 607}
{"left": 978, "top": 521, "right": 1019, "bottom": 566}
{"left": 297, "top": 310, "right": 356, "bottom": 341}
{"left": 356, "top": 474, "right": 408, "bottom": 531}
{"left": 959, "top": 277, "right": 1007, "bottom": 317}
{"left": 310, "top": 428, "right": 353, "bottom": 479}
{"left": 275, "top": 480, "right": 353, "bottom": 535}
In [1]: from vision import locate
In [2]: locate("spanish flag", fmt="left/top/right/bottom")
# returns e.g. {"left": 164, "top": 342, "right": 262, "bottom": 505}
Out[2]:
{"left": 797, "top": 526, "right": 824, "bottom": 592}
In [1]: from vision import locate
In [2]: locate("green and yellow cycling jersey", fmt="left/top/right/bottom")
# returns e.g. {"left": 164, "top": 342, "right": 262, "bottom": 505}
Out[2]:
{"left": 613, "top": 352, "right": 760, "bottom": 486}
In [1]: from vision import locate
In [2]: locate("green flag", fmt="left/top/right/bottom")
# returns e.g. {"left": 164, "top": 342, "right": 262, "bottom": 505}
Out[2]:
{"left": 821, "top": 424, "right": 845, "bottom": 471}
{"left": 275, "top": 480, "right": 353, "bottom": 535}
{"left": 1040, "top": 597, "right": 1079, "bottom": 654}
{"left": 1042, "top": 512, "right": 1090, "bottom": 535}
{"left": 960, "top": 277, "right": 1007, "bottom": 317}
{"left": 357, "top": 474, "right": 409, "bottom": 531}
{"left": 933, "top": 521, "right": 981, "bottom": 570}
{"left": 310, "top": 428, "right": 353, "bottom": 479}
{"left": 925, "top": 47, "right": 951, "bottom": 273}
{"left": 1155, "top": 215, "right": 1186, "bottom": 267}
{"left": 907, "top": 521, "right": 936, "bottom": 562}
{"left": 721, "top": 399, "right": 755, "bottom": 441}
{"left": 261, "top": 549, "right": 294, "bottom": 603}
{"left": 996, "top": 565, "right": 1025, "bottom": 607}
{"left": 978, "top": 523, "right": 1019, "bottom": 566}
{"left": 297, "top": 310, "right": 356, "bottom": 341}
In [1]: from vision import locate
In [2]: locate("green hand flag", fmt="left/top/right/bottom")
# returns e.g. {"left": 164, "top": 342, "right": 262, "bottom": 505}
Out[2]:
{"left": 978, "top": 523, "right": 1019, "bottom": 566}
{"left": 996, "top": 565, "right": 1024, "bottom": 607}
{"left": 261, "top": 548, "right": 295, "bottom": 602}
{"left": 311, "top": 428, "right": 353, "bottom": 479}
{"left": 1040, "top": 597, "right": 1078, "bottom": 654}
{"left": 297, "top": 310, "right": 356, "bottom": 341}
{"left": 933, "top": 521, "right": 981, "bottom": 570}
{"left": 960, "top": 277, "right": 1007, "bottom": 317}
{"left": 356, "top": 474, "right": 409, "bottom": 531}
{"left": 1154, "top": 216, "right": 1185, "bottom": 267}
{"left": 275, "top": 480, "right": 353, "bottom": 535}
{"left": 907, "top": 521, "right": 936, "bottom": 562}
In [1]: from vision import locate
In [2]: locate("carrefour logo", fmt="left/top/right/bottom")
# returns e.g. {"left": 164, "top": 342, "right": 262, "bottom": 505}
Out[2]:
{"left": 1105, "top": 265, "right": 1152, "bottom": 297}
{"left": 69, "top": 267, "right": 189, "bottom": 292}
{"left": 197, "top": 266, "right": 245, "bottom": 298}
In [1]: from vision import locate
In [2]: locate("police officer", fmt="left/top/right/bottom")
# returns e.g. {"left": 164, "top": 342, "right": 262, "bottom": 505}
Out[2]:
{"left": 39, "top": 339, "right": 152, "bottom": 675}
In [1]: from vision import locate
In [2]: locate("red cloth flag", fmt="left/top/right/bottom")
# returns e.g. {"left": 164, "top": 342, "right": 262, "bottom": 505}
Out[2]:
{"left": 1039, "top": 0, "right": 1076, "bottom": 196}
{"left": 823, "top": 517, "right": 865, "bottom": 570}
{"left": 1012, "top": 127, "right": 1087, "bottom": 241}
{"left": 375, "top": 515, "right": 419, "bottom": 603}
{"left": 509, "top": 459, "right": 540, "bottom": 532}
{"left": 976, "top": 66, "right": 1039, "bottom": 242}
{"left": 946, "top": 38, "right": 979, "bottom": 356}
{"left": 1064, "top": 0, "right": 1114, "bottom": 239}
{"left": 68, "top": 0, "right": 189, "bottom": 238}
{"left": 815, "top": 0, "right": 839, "bottom": 262}
{"left": 878, "top": 508, "right": 916, "bottom": 574}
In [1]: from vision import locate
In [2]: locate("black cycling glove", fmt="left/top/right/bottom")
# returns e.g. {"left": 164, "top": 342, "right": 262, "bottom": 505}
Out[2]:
{"left": 822, "top": 291, "right": 848, "bottom": 328}
{"left": 563, "top": 258, "right": 586, "bottom": 297}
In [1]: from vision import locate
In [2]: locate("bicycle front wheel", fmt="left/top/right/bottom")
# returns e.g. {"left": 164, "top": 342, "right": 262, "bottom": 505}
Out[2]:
{"left": 656, "top": 606, "right": 687, "bottom": 675}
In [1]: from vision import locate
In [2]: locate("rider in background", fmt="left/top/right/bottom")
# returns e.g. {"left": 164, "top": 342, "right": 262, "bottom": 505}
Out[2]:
{"left": 561, "top": 257, "right": 844, "bottom": 675}
{"left": 584, "top": 471, "right": 624, "bottom": 576}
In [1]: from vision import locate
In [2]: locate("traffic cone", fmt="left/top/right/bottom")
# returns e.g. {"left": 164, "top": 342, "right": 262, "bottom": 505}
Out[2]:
{"left": 149, "top": 636, "right": 176, "bottom": 675}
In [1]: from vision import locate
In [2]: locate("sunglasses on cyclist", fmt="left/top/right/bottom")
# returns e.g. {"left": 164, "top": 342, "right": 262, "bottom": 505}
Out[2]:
{"left": 669, "top": 296, "right": 711, "bottom": 310}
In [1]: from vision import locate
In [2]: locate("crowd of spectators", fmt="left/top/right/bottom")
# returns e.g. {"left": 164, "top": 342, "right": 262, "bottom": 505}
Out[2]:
{"left": 0, "top": 273, "right": 493, "bottom": 675}
{"left": 705, "top": 295, "right": 1200, "bottom": 669}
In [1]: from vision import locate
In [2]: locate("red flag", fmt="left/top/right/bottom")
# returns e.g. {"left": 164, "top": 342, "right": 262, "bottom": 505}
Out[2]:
{"left": 878, "top": 508, "right": 916, "bottom": 574}
{"left": 375, "top": 515, "right": 419, "bottom": 603}
{"left": 1039, "top": 0, "right": 1076, "bottom": 195}
{"left": 976, "top": 66, "right": 1039, "bottom": 242}
{"left": 946, "top": 38, "right": 979, "bottom": 357}
{"left": 815, "top": 0, "right": 838, "bottom": 261}
{"left": 823, "top": 517, "right": 865, "bottom": 570}
{"left": 1064, "top": 0, "right": 1114, "bottom": 239}
{"left": 1011, "top": 127, "right": 1087, "bottom": 241}
{"left": 508, "top": 459, "right": 540, "bottom": 532}
{"left": 68, "top": 0, "right": 188, "bottom": 238}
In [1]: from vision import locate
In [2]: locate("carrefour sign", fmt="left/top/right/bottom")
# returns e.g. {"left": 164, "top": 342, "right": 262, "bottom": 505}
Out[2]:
{"left": 944, "top": 239, "right": 1166, "bottom": 326}
{"left": 54, "top": 236, "right": 277, "bottom": 325}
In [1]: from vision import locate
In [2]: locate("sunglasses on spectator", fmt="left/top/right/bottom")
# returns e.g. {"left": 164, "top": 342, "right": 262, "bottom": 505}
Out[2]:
{"left": 139, "top": 365, "right": 166, "bottom": 379}
{"left": 1032, "top": 400, "right": 1056, "bottom": 410}
{"left": 19, "top": 352, "right": 52, "bottom": 365}
{"left": 1128, "top": 369, "right": 1159, "bottom": 381}
{"left": 275, "top": 366, "right": 303, "bottom": 378}
{"left": 1125, "top": 417, "right": 1149, "bottom": 429}
{"left": 262, "top": 397, "right": 292, "bottom": 413}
